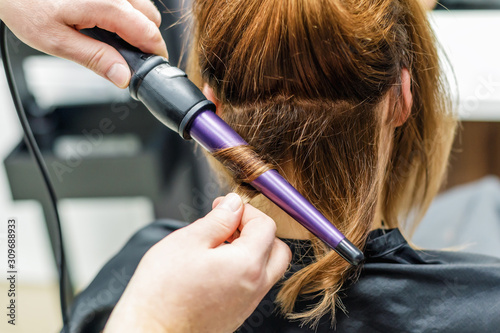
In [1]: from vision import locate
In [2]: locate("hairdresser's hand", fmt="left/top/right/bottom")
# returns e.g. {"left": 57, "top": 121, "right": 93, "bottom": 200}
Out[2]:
{"left": 0, "top": 0, "right": 167, "bottom": 88}
{"left": 104, "top": 193, "right": 292, "bottom": 333}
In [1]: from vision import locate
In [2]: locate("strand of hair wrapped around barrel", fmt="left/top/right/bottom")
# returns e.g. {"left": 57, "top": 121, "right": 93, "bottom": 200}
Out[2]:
{"left": 212, "top": 145, "right": 273, "bottom": 199}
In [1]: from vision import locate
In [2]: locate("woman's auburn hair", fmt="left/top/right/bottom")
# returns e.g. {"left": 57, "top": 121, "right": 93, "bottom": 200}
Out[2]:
{"left": 188, "top": 0, "right": 457, "bottom": 326}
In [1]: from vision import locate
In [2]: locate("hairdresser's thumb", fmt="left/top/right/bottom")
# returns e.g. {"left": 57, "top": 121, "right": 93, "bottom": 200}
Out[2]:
{"left": 189, "top": 193, "right": 243, "bottom": 248}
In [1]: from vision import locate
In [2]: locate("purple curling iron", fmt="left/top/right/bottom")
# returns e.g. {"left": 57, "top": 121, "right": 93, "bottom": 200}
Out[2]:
{"left": 84, "top": 28, "right": 364, "bottom": 265}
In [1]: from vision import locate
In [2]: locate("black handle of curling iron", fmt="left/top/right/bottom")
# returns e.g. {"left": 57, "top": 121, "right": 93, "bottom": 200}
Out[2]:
{"left": 81, "top": 27, "right": 215, "bottom": 138}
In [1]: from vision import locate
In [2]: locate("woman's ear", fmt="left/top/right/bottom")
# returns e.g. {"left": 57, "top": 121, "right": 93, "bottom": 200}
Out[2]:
{"left": 394, "top": 68, "right": 413, "bottom": 127}
{"left": 203, "top": 83, "right": 222, "bottom": 115}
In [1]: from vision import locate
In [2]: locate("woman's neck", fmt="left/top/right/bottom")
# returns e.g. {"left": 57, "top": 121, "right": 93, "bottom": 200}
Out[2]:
{"left": 249, "top": 196, "right": 384, "bottom": 240}
{"left": 249, "top": 196, "right": 310, "bottom": 239}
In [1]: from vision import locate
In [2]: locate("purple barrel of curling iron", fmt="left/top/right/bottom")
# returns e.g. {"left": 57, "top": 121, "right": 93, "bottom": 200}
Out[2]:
{"left": 83, "top": 27, "right": 364, "bottom": 265}
{"left": 189, "top": 110, "right": 364, "bottom": 265}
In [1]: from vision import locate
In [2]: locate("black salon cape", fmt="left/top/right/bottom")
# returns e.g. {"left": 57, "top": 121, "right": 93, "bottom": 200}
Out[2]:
{"left": 63, "top": 220, "right": 500, "bottom": 333}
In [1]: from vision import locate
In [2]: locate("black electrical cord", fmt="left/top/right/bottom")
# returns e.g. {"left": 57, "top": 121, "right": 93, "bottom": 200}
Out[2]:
{"left": 0, "top": 21, "right": 69, "bottom": 326}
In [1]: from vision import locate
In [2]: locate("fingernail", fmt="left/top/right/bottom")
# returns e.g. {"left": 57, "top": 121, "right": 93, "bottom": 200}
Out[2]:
{"left": 218, "top": 193, "right": 242, "bottom": 212}
{"left": 106, "top": 63, "right": 130, "bottom": 88}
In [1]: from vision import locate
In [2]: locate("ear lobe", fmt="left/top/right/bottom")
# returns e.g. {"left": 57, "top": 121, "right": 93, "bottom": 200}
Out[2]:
{"left": 395, "top": 68, "right": 413, "bottom": 127}
{"left": 202, "top": 83, "right": 222, "bottom": 115}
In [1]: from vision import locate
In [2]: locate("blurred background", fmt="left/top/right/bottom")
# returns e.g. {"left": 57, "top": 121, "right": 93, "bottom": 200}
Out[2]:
{"left": 1, "top": 1, "right": 500, "bottom": 332}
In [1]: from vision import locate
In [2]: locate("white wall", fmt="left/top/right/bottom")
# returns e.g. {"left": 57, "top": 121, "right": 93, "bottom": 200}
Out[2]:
{"left": 429, "top": 10, "right": 500, "bottom": 121}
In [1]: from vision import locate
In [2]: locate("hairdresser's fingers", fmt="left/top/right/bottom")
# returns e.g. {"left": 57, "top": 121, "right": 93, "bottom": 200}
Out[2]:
{"left": 40, "top": 26, "right": 131, "bottom": 88}
{"left": 45, "top": 27, "right": 131, "bottom": 88}
{"left": 232, "top": 204, "right": 277, "bottom": 261}
{"left": 212, "top": 196, "right": 224, "bottom": 209}
{"left": 128, "top": 0, "right": 162, "bottom": 27}
{"left": 224, "top": 229, "right": 241, "bottom": 244}
{"left": 189, "top": 193, "right": 244, "bottom": 248}
{"left": 265, "top": 239, "right": 292, "bottom": 283}
{"left": 210, "top": 196, "right": 242, "bottom": 243}
{"left": 62, "top": 0, "right": 167, "bottom": 57}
